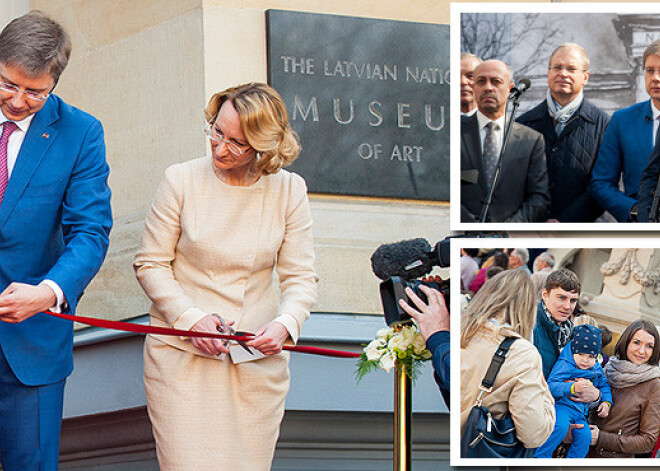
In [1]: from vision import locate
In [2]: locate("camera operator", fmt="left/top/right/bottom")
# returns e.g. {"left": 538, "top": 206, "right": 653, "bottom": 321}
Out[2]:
{"left": 399, "top": 285, "right": 450, "bottom": 407}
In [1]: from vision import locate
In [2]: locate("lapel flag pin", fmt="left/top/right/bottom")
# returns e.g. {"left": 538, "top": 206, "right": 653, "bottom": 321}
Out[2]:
{"left": 42, "top": 133, "right": 49, "bottom": 139}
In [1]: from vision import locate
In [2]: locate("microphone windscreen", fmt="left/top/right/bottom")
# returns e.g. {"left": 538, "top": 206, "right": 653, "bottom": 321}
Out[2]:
{"left": 519, "top": 77, "right": 531, "bottom": 90}
{"left": 370, "top": 238, "right": 432, "bottom": 280}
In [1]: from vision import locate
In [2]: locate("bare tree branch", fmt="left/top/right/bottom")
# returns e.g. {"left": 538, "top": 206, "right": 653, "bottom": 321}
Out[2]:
{"left": 460, "top": 13, "right": 561, "bottom": 78}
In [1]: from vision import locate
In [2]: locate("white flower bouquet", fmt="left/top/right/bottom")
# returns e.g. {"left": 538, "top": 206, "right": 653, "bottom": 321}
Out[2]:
{"left": 355, "top": 323, "right": 432, "bottom": 382}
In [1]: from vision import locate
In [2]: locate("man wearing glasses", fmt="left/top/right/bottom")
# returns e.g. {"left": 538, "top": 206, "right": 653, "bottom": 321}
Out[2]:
{"left": 518, "top": 43, "right": 609, "bottom": 222}
{"left": 0, "top": 12, "right": 112, "bottom": 471}
{"left": 589, "top": 39, "right": 660, "bottom": 222}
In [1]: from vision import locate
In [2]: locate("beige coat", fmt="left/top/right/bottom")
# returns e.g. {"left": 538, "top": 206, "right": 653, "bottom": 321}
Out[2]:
{"left": 134, "top": 157, "right": 318, "bottom": 470}
{"left": 460, "top": 322, "right": 556, "bottom": 449}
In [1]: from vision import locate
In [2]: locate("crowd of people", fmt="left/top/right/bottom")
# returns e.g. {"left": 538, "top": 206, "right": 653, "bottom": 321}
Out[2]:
{"left": 460, "top": 41, "right": 660, "bottom": 223}
{"left": 460, "top": 249, "right": 660, "bottom": 458}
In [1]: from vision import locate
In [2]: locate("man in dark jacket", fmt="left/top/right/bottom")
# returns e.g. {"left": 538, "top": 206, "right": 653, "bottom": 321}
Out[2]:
{"left": 461, "top": 59, "right": 550, "bottom": 222}
{"left": 532, "top": 269, "right": 601, "bottom": 404}
{"left": 518, "top": 43, "right": 609, "bottom": 222}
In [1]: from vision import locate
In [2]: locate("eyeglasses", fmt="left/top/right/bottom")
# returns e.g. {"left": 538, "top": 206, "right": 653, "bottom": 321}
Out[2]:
{"left": 0, "top": 81, "right": 51, "bottom": 102}
{"left": 548, "top": 65, "right": 586, "bottom": 75}
{"left": 204, "top": 122, "right": 251, "bottom": 156}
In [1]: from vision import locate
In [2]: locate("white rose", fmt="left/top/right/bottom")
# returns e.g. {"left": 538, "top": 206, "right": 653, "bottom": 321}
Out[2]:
{"left": 377, "top": 327, "right": 394, "bottom": 340}
{"left": 388, "top": 335, "right": 405, "bottom": 352}
{"left": 379, "top": 352, "right": 396, "bottom": 372}
{"left": 412, "top": 333, "right": 427, "bottom": 356}
{"left": 365, "top": 339, "right": 385, "bottom": 361}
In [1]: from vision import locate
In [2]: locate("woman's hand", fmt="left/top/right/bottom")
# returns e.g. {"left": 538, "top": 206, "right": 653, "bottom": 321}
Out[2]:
{"left": 247, "top": 321, "right": 289, "bottom": 355}
{"left": 190, "top": 315, "right": 232, "bottom": 356}
{"left": 590, "top": 425, "right": 600, "bottom": 446}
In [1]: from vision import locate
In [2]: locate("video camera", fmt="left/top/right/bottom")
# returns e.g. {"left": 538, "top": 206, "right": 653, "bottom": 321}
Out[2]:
{"left": 371, "top": 237, "right": 450, "bottom": 326}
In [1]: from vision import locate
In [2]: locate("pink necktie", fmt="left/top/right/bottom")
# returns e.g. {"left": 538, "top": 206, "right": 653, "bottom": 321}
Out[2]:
{"left": 0, "top": 121, "right": 18, "bottom": 207}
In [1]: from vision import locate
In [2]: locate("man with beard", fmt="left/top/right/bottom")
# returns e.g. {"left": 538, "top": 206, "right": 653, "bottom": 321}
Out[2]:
{"left": 518, "top": 43, "right": 609, "bottom": 222}
{"left": 460, "top": 59, "right": 550, "bottom": 222}
{"left": 460, "top": 53, "right": 481, "bottom": 116}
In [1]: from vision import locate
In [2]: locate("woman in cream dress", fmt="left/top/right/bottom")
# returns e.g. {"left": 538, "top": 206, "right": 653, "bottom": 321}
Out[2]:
{"left": 134, "top": 83, "right": 318, "bottom": 470}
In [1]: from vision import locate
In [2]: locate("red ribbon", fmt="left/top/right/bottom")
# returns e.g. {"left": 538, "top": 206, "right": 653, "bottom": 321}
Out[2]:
{"left": 44, "top": 311, "right": 361, "bottom": 358}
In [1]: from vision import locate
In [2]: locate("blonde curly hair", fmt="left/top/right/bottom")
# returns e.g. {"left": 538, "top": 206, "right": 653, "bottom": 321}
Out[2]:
{"left": 204, "top": 83, "right": 300, "bottom": 175}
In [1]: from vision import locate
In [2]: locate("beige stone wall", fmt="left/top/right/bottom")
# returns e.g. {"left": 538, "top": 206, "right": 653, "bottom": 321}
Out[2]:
{"left": 548, "top": 248, "right": 660, "bottom": 335}
{"left": 30, "top": 0, "right": 451, "bottom": 321}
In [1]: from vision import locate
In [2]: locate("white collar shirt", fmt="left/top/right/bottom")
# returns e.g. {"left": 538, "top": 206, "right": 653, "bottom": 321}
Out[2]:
{"left": 476, "top": 110, "right": 506, "bottom": 158}
{"left": 653, "top": 101, "right": 660, "bottom": 147}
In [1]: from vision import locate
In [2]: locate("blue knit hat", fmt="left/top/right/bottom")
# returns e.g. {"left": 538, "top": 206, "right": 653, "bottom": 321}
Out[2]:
{"left": 571, "top": 324, "right": 603, "bottom": 357}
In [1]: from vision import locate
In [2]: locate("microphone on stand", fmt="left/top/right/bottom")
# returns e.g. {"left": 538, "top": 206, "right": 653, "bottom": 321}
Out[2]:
{"left": 509, "top": 78, "right": 531, "bottom": 99}
{"left": 480, "top": 78, "right": 531, "bottom": 222}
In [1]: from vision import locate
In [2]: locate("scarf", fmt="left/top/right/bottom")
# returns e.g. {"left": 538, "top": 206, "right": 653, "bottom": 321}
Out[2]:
{"left": 605, "top": 355, "right": 660, "bottom": 389}
{"left": 546, "top": 89, "right": 583, "bottom": 136}
{"left": 542, "top": 300, "right": 572, "bottom": 349}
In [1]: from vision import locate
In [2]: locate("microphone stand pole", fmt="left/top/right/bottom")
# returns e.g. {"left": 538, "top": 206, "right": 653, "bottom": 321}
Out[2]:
{"left": 649, "top": 174, "right": 660, "bottom": 223}
{"left": 479, "top": 93, "right": 523, "bottom": 223}
{"left": 394, "top": 360, "right": 412, "bottom": 471}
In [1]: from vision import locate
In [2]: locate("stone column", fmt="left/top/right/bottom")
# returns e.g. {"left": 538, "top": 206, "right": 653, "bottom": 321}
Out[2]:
{"left": 585, "top": 248, "right": 660, "bottom": 334}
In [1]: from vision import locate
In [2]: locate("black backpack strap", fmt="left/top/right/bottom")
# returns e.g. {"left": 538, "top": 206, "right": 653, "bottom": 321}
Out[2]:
{"left": 480, "top": 337, "right": 517, "bottom": 390}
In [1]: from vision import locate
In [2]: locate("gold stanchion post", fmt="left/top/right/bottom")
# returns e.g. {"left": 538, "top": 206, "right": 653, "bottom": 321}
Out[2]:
{"left": 393, "top": 359, "right": 412, "bottom": 470}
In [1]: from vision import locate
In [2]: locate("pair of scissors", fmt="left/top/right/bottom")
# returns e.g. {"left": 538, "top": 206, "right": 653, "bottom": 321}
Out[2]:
{"left": 212, "top": 314, "right": 254, "bottom": 355}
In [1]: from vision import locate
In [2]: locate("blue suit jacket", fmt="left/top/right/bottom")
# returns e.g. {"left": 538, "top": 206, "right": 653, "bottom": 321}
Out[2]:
{"left": 0, "top": 94, "right": 112, "bottom": 386}
{"left": 426, "top": 330, "right": 449, "bottom": 408}
{"left": 589, "top": 100, "right": 655, "bottom": 222}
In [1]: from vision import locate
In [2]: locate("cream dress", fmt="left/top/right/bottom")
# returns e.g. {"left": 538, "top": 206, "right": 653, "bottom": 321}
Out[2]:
{"left": 134, "top": 157, "right": 318, "bottom": 470}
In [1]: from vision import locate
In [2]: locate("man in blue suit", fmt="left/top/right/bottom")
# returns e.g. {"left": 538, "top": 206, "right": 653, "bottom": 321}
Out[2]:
{"left": 0, "top": 12, "right": 112, "bottom": 470}
{"left": 589, "top": 40, "right": 660, "bottom": 222}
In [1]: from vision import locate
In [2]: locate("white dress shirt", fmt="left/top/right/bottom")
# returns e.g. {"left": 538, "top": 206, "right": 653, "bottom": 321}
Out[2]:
{"left": 476, "top": 110, "right": 506, "bottom": 158}
{"left": 653, "top": 102, "right": 660, "bottom": 146}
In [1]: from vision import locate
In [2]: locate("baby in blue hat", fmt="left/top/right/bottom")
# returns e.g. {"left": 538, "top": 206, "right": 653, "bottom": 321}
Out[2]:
{"left": 534, "top": 324, "right": 613, "bottom": 458}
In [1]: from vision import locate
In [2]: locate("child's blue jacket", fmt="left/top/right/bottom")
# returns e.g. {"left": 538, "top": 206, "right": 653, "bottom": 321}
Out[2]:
{"left": 547, "top": 341, "right": 613, "bottom": 414}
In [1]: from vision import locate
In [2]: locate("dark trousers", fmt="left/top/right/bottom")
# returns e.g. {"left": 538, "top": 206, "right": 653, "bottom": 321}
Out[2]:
{"left": 0, "top": 346, "right": 65, "bottom": 471}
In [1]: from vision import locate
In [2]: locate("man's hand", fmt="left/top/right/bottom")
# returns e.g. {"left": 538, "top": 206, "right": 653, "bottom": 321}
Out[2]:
{"left": 0, "top": 282, "right": 57, "bottom": 323}
{"left": 398, "top": 285, "right": 449, "bottom": 341}
{"left": 190, "top": 315, "right": 232, "bottom": 356}
{"left": 570, "top": 378, "right": 600, "bottom": 403}
{"left": 246, "top": 321, "right": 289, "bottom": 355}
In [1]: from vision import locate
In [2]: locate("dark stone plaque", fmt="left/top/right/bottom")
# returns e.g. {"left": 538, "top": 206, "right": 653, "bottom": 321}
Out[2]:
{"left": 266, "top": 10, "right": 449, "bottom": 200}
